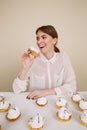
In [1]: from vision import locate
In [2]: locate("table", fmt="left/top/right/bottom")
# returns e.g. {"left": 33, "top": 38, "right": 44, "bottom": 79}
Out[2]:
{"left": 0, "top": 92, "right": 87, "bottom": 130}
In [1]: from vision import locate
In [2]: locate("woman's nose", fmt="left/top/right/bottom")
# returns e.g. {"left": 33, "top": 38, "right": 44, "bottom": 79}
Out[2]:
{"left": 37, "top": 38, "right": 43, "bottom": 44}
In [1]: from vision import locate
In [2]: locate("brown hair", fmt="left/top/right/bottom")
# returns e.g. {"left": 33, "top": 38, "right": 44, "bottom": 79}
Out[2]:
{"left": 36, "top": 25, "right": 60, "bottom": 52}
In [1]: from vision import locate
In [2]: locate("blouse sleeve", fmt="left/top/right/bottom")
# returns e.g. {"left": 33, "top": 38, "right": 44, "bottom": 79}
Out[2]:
{"left": 54, "top": 52, "right": 77, "bottom": 97}
{"left": 12, "top": 77, "right": 28, "bottom": 94}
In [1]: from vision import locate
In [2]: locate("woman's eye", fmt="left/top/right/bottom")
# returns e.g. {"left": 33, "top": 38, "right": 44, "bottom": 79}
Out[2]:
{"left": 42, "top": 36, "right": 47, "bottom": 39}
{"left": 36, "top": 37, "right": 39, "bottom": 41}
{"left": 36, "top": 35, "right": 47, "bottom": 41}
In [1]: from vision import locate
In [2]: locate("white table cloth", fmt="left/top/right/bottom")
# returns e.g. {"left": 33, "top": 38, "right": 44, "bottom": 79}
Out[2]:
{"left": 0, "top": 92, "right": 87, "bottom": 130}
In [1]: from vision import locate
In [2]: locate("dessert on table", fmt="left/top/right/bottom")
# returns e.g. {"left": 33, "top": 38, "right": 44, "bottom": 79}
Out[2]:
{"left": 0, "top": 125, "right": 1, "bottom": 130}
{"left": 78, "top": 98, "right": 87, "bottom": 111}
{"left": 6, "top": 106, "right": 21, "bottom": 121}
{"left": 71, "top": 92, "right": 82, "bottom": 104}
{"left": 36, "top": 97, "right": 48, "bottom": 107}
{"left": 0, "top": 93, "right": 5, "bottom": 102}
{"left": 55, "top": 97, "right": 68, "bottom": 109}
{"left": 0, "top": 101, "right": 11, "bottom": 112}
{"left": 79, "top": 110, "right": 87, "bottom": 127}
{"left": 28, "top": 113, "right": 44, "bottom": 130}
{"left": 56, "top": 107, "right": 72, "bottom": 122}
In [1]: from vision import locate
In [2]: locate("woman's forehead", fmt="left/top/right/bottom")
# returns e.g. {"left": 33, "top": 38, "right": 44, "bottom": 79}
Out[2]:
{"left": 36, "top": 31, "right": 51, "bottom": 37}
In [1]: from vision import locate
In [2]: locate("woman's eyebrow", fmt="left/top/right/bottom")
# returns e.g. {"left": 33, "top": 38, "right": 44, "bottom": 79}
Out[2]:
{"left": 36, "top": 34, "right": 47, "bottom": 39}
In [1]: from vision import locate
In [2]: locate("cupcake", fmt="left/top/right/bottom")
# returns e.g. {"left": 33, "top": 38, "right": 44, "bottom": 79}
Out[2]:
{"left": 0, "top": 125, "right": 1, "bottom": 130}
{"left": 28, "top": 113, "right": 44, "bottom": 130}
{"left": 78, "top": 99, "right": 87, "bottom": 111}
{"left": 55, "top": 97, "right": 68, "bottom": 109}
{"left": 6, "top": 107, "right": 21, "bottom": 121}
{"left": 36, "top": 97, "right": 48, "bottom": 107}
{"left": 71, "top": 92, "right": 82, "bottom": 103}
{"left": 27, "top": 46, "right": 39, "bottom": 57}
{"left": 56, "top": 107, "right": 72, "bottom": 122}
{"left": 0, "top": 93, "right": 5, "bottom": 102}
{"left": 79, "top": 110, "right": 87, "bottom": 127}
{"left": 0, "top": 101, "right": 11, "bottom": 112}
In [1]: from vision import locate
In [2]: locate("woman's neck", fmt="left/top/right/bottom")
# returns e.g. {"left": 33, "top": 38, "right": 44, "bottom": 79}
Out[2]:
{"left": 43, "top": 51, "right": 55, "bottom": 60}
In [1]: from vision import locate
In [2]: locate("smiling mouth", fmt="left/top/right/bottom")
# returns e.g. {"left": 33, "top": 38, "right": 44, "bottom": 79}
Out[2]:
{"left": 39, "top": 45, "right": 45, "bottom": 49}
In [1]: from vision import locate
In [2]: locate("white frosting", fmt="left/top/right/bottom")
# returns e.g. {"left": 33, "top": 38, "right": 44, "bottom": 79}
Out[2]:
{"left": 0, "top": 101, "right": 9, "bottom": 109}
{"left": 28, "top": 113, "right": 44, "bottom": 128}
{"left": 0, "top": 96, "right": 4, "bottom": 101}
{"left": 37, "top": 97, "right": 47, "bottom": 105}
{"left": 58, "top": 107, "right": 72, "bottom": 120}
{"left": 83, "top": 110, "right": 87, "bottom": 115}
{"left": 0, "top": 93, "right": 4, "bottom": 101}
{"left": 72, "top": 93, "right": 81, "bottom": 102}
{"left": 56, "top": 97, "right": 67, "bottom": 107}
{"left": 80, "top": 110, "right": 87, "bottom": 124}
{"left": 7, "top": 107, "right": 20, "bottom": 119}
{"left": 30, "top": 46, "right": 39, "bottom": 53}
{"left": 79, "top": 99, "right": 87, "bottom": 110}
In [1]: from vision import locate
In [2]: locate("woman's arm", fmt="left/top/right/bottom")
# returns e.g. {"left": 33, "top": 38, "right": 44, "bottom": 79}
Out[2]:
{"left": 18, "top": 53, "right": 35, "bottom": 80}
{"left": 12, "top": 77, "right": 28, "bottom": 94}
{"left": 27, "top": 88, "right": 56, "bottom": 99}
{"left": 13, "top": 53, "right": 35, "bottom": 93}
{"left": 55, "top": 52, "right": 77, "bottom": 96}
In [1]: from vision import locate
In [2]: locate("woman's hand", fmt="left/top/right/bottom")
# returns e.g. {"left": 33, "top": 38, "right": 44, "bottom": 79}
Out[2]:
{"left": 22, "top": 53, "right": 35, "bottom": 71}
{"left": 18, "top": 53, "right": 36, "bottom": 80}
{"left": 27, "top": 88, "right": 56, "bottom": 99}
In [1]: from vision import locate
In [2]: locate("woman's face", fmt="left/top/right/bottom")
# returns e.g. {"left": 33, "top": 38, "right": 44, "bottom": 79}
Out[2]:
{"left": 36, "top": 30, "right": 57, "bottom": 55}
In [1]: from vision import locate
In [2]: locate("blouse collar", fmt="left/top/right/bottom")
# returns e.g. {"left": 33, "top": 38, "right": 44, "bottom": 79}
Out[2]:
{"left": 40, "top": 52, "right": 57, "bottom": 63}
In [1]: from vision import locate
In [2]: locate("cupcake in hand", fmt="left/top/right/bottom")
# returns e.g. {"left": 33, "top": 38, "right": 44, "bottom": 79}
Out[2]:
{"left": 27, "top": 46, "right": 39, "bottom": 57}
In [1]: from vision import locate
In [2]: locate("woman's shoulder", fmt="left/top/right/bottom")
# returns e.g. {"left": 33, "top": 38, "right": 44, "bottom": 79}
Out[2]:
{"left": 57, "top": 51, "right": 69, "bottom": 57}
{"left": 56, "top": 51, "right": 71, "bottom": 62}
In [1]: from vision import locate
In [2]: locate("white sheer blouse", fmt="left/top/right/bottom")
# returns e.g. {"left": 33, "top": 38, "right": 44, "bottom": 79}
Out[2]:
{"left": 13, "top": 52, "right": 76, "bottom": 96}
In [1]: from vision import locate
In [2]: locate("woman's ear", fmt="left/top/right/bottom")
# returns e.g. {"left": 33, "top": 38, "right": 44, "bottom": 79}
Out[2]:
{"left": 53, "top": 38, "right": 57, "bottom": 45}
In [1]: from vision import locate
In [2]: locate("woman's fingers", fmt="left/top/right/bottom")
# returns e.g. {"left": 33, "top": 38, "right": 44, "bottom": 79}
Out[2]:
{"left": 27, "top": 90, "right": 40, "bottom": 99}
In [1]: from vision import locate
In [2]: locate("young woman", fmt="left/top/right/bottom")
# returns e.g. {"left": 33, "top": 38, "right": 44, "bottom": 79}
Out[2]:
{"left": 13, "top": 25, "right": 76, "bottom": 99}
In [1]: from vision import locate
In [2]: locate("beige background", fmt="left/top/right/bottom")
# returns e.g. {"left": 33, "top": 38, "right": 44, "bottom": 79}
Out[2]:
{"left": 0, "top": 0, "right": 87, "bottom": 92}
